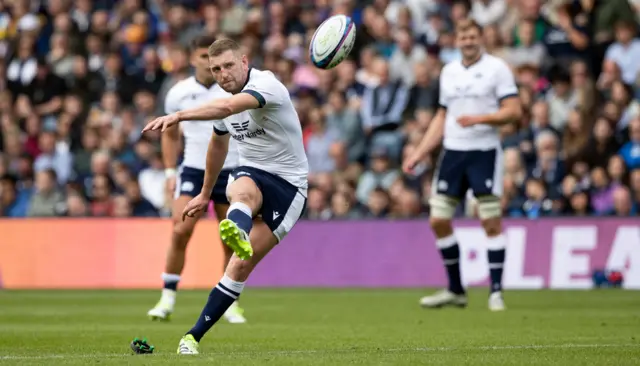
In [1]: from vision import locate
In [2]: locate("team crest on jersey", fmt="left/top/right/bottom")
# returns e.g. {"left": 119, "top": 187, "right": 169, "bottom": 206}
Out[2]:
{"left": 181, "top": 181, "right": 195, "bottom": 192}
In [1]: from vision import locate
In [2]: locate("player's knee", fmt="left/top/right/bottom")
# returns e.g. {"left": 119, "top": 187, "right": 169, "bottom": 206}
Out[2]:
{"left": 428, "top": 195, "right": 457, "bottom": 219}
{"left": 172, "top": 220, "right": 195, "bottom": 243}
{"left": 227, "top": 178, "right": 261, "bottom": 210}
{"left": 481, "top": 217, "right": 502, "bottom": 237}
{"left": 476, "top": 196, "right": 502, "bottom": 220}
{"left": 225, "top": 256, "right": 255, "bottom": 282}
{"left": 476, "top": 196, "right": 502, "bottom": 235}
{"left": 429, "top": 216, "right": 453, "bottom": 237}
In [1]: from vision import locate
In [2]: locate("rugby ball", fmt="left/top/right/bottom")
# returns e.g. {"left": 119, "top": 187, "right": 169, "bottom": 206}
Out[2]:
{"left": 309, "top": 15, "right": 356, "bottom": 70}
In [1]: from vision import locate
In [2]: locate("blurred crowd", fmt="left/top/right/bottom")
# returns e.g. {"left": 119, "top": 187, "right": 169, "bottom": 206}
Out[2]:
{"left": 0, "top": 0, "right": 639, "bottom": 219}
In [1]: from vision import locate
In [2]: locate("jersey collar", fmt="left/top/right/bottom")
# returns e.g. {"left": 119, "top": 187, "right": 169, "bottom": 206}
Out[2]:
{"left": 193, "top": 75, "right": 216, "bottom": 90}
{"left": 239, "top": 68, "right": 253, "bottom": 92}
{"left": 461, "top": 53, "right": 484, "bottom": 69}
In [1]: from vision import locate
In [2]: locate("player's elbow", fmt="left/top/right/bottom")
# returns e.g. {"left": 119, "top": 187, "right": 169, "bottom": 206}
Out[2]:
{"left": 510, "top": 105, "right": 523, "bottom": 122}
{"left": 217, "top": 100, "right": 235, "bottom": 118}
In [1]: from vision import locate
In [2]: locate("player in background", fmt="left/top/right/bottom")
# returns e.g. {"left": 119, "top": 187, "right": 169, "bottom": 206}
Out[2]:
{"left": 403, "top": 19, "right": 522, "bottom": 311}
{"left": 143, "top": 39, "right": 308, "bottom": 354}
{"left": 146, "top": 35, "right": 246, "bottom": 324}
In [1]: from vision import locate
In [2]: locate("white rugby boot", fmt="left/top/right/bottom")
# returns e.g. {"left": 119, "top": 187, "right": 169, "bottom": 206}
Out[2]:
{"left": 419, "top": 289, "right": 468, "bottom": 308}
{"left": 488, "top": 291, "right": 506, "bottom": 311}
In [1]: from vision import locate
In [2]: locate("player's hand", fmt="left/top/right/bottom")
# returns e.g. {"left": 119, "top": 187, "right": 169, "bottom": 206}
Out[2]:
{"left": 142, "top": 113, "right": 180, "bottom": 133}
{"left": 402, "top": 155, "right": 420, "bottom": 175}
{"left": 182, "top": 193, "right": 209, "bottom": 221}
{"left": 457, "top": 115, "right": 485, "bottom": 128}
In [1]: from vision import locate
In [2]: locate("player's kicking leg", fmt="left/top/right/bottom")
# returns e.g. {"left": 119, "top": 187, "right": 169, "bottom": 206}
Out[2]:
{"left": 148, "top": 195, "right": 202, "bottom": 321}
{"left": 213, "top": 201, "right": 247, "bottom": 324}
{"left": 177, "top": 220, "right": 275, "bottom": 354}
{"left": 177, "top": 169, "right": 305, "bottom": 354}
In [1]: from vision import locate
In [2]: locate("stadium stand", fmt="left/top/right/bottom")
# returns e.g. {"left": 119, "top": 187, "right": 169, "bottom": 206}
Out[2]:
{"left": 0, "top": 0, "right": 639, "bottom": 219}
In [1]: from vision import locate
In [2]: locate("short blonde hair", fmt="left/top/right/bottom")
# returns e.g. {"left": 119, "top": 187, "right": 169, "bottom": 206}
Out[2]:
{"left": 208, "top": 38, "right": 241, "bottom": 57}
{"left": 455, "top": 18, "right": 482, "bottom": 35}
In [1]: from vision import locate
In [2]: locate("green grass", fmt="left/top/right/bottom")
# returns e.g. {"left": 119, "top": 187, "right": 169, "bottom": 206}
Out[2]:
{"left": 0, "top": 289, "right": 639, "bottom": 365}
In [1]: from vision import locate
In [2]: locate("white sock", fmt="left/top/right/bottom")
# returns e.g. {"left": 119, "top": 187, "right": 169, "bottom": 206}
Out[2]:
{"left": 160, "top": 288, "right": 177, "bottom": 307}
{"left": 218, "top": 274, "right": 246, "bottom": 296}
{"left": 160, "top": 273, "right": 181, "bottom": 307}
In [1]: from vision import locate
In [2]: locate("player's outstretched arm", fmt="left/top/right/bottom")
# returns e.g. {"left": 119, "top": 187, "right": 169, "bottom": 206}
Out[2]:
{"left": 177, "top": 94, "right": 260, "bottom": 122}
{"left": 403, "top": 107, "right": 446, "bottom": 174}
{"left": 142, "top": 94, "right": 261, "bottom": 133}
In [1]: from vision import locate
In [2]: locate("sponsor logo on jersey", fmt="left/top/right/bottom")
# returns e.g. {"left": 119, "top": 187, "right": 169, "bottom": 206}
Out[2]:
{"left": 231, "top": 120, "right": 250, "bottom": 132}
{"left": 231, "top": 120, "right": 267, "bottom": 141}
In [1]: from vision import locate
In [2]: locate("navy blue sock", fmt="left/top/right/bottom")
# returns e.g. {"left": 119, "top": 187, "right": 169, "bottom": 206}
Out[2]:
{"left": 488, "top": 249, "right": 506, "bottom": 293}
{"left": 227, "top": 203, "right": 253, "bottom": 234}
{"left": 187, "top": 275, "right": 244, "bottom": 342}
{"left": 487, "top": 234, "right": 507, "bottom": 294}
{"left": 164, "top": 281, "right": 178, "bottom": 291}
{"left": 440, "top": 245, "right": 465, "bottom": 294}
{"left": 162, "top": 273, "right": 180, "bottom": 291}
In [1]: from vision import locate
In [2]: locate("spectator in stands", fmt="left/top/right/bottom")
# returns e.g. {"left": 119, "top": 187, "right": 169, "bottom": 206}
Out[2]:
{"left": 124, "top": 180, "right": 158, "bottom": 217}
{"left": 521, "top": 178, "right": 555, "bottom": 218}
{"left": 619, "top": 118, "right": 640, "bottom": 170}
{"left": 531, "top": 130, "right": 565, "bottom": 193}
{"left": 629, "top": 168, "right": 640, "bottom": 206}
{"left": 389, "top": 28, "right": 427, "bottom": 86}
{"left": 610, "top": 185, "right": 637, "bottom": 216}
{"left": 90, "top": 174, "right": 113, "bottom": 217}
{"left": 505, "top": 19, "right": 547, "bottom": 69}
{"left": 27, "top": 168, "right": 65, "bottom": 217}
{"left": 306, "top": 107, "right": 340, "bottom": 175}
{"left": 305, "top": 187, "right": 332, "bottom": 220}
{"left": 0, "top": 173, "right": 30, "bottom": 217}
{"left": 589, "top": 166, "right": 618, "bottom": 215}
{"left": 568, "top": 188, "right": 592, "bottom": 216}
{"left": 0, "top": 0, "right": 637, "bottom": 220}
{"left": 356, "top": 146, "right": 399, "bottom": 205}
{"left": 608, "top": 155, "right": 628, "bottom": 186}
{"left": 66, "top": 193, "right": 88, "bottom": 217}
{"left": 360, "top": 57, "right": 408, "bottom": 161}
{"left": 138, "top": 150, "right": 166, "bottom": 212}
{"left": 33, "top": 131, "right": 72, "bottom": 185}
{"left": 112, "top": 194, "right": 133, "bottom": 218}
{"left": 605, "top": 20, "right": 640, "bottom": 85}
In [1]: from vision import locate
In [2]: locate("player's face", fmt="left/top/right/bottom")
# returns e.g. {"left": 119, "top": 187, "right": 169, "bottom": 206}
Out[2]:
{"left": 191, "top": 47, "right": 214, "bottom": 83}
{"left": 456, "top": 27, "right": 482, "bottom": 61}
{"left": 208, "top": 50, "right": 249, "bottom": 94}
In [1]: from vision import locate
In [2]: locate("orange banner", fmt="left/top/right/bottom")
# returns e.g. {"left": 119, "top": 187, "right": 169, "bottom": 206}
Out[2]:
{"left": 0, "top": 219, "right": 225, "bottom": 289}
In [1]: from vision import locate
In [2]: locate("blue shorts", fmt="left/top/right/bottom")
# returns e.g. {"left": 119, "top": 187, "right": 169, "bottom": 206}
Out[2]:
{"left": 432, "top": 148, "right": 503, "bottom": 199}
{"left": 229, "top": 166, "right": 307, "bottom": 242}
{"left": 175, "top": 166, "right": 231, "bottom": 205}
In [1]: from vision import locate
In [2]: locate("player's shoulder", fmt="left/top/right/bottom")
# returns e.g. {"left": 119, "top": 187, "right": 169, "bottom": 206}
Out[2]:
{"left": 480, "top": 54, "right": 512, "bottom": 73}
{"left": 166, "top": 76, "right": 196, "bottom": 100}
{"left": 244, "top": 68, "right": 284, "bottom": 91}
{"left": 440, "top": 59, "right": 467, "bottom": 79}
{"left": 440, "top": 60, "right": 459, "bottom": 75}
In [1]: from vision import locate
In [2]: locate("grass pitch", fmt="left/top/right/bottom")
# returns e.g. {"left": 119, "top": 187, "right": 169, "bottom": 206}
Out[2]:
{"left": 0, "top": 289, "right": 638, "bottom": 365}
